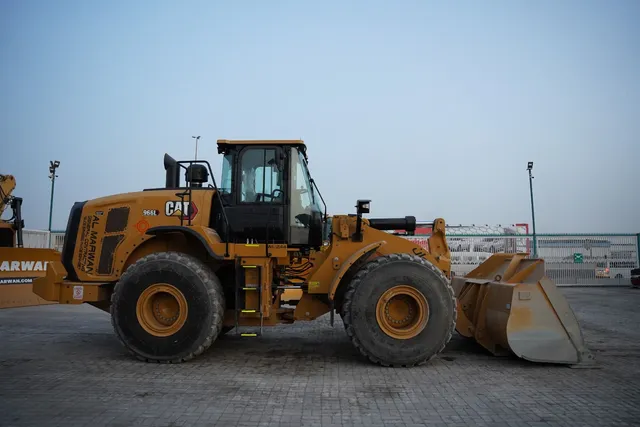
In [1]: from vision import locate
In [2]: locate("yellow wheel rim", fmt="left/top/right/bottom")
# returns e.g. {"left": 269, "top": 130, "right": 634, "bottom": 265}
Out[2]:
{"left": 136, "top": 283, "right": 188, "bottom": 337}
{"left": 376, "top": 285, "right": 429, "bottom": 339}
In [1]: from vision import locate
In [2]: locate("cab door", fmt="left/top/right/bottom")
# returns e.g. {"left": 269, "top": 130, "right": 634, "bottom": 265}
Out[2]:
{"left": 223, "top": 146, "right": 288, "bottom": 243}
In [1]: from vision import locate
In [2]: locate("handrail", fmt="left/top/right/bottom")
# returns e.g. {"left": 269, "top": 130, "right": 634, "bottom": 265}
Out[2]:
{"left": 175, "top": 159, "right": 231, "bottom": 257}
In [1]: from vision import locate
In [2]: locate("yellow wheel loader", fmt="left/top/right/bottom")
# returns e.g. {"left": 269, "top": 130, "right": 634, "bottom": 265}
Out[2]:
{"left": 0, "top": 174, "right": 60, "bottom": 308}
{"left": 32, "top": 140, "right": 595, "bottom": 367}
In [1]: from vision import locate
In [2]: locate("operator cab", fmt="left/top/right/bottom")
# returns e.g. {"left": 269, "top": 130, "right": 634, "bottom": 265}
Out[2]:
{"left": 211, "top": 140, "right": 325, "bottom": 249}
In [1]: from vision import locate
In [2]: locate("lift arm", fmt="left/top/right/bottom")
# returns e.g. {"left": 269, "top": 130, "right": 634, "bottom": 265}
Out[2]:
{"left": 0, "top": 174, "right": 24, "bottom": 248}
{"left": 0, "top": 174, "right": 16, "bottom": 218}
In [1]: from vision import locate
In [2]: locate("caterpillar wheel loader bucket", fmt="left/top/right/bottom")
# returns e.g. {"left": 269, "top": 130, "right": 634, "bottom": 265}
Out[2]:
{"left": 0, "top": 248, "right": 61, "bottom": 309}
{"left": 451, "top": 253, "right": 597, "bottom": 367}
{"left": 1, "top": 173, "right": 61, "bottom": 309}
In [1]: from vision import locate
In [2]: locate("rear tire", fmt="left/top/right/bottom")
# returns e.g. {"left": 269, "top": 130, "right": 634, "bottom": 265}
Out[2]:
{"left": 110, "top": 252, "right": 225, "bottom": 363}
{"left": 341, "top": 253, "right": 456, "bottom": 367}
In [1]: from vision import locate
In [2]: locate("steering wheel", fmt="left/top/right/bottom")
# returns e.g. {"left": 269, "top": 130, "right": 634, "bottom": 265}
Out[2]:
{"left": 255, "top": 188, "right": 283, "bottom": 202}
{"left": 295, "top": 213, "right": 311, "bottom": 228}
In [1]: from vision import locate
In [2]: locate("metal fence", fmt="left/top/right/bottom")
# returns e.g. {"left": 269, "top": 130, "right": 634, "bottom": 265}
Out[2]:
{"left": 405, "top": 233, "right": 640, "bottom": 285}
{"left": 22, "top": 229, "right": 50, "bottom": 249}
{"left": 21, "top": 228, "right": 640, "bottom": 286}
{"left": 21, "top": 229, "right": 65, "bottom": 252}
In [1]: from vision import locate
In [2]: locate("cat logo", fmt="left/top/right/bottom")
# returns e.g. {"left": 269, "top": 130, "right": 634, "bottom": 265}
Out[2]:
{"left": 165, "top": 201, "right": 198, "bottom": 221}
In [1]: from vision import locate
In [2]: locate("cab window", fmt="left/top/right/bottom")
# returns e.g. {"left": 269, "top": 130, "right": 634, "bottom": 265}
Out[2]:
{"left": 289, "top": 148, "right": 316, "bottom": 228}
{"left": 240, "top": 148, "right": 283, "bottom": 203}
{"left": 220, "top": 153, "right": 233, "bottom": 194}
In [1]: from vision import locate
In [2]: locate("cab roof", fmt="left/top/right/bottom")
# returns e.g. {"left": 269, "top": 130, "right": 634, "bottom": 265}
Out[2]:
{"left": 216, "top": 139, "right": 307, "bottom": 156}
{"left": 217, "top": 139, "right": 304, "bottom": 145}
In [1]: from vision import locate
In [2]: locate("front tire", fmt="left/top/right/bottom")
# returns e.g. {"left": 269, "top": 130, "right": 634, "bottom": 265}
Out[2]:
{"left": 110, "top": 252, "right": 225, "bottom": 363}
{"left": 218, "top": 326, "right": 234, "bottom": 337}
{"left": 341, "top": 253, "right": 456, "bottom": 367}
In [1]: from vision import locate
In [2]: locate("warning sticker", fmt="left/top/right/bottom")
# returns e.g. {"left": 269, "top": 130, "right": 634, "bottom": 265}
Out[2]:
{"left": 73, "top": 286, "right": 84, "bottom": 300}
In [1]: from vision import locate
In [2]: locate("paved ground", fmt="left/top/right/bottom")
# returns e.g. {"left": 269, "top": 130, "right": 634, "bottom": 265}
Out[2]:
{"left": 1, "top": 287, "right": 639, "bottom": 427}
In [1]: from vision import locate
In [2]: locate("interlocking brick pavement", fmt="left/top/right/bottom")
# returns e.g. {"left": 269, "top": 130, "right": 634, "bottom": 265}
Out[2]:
{"left": 1, "top": 287, "right": 639, "bottom": 426}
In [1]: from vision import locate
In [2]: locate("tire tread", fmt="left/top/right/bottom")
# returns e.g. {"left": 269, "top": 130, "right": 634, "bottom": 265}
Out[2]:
{"left": 110, "top": 251, "right": 225, "bottom": 363}
{"left": 341, "top": 253, "right": 457, "bottom": 367}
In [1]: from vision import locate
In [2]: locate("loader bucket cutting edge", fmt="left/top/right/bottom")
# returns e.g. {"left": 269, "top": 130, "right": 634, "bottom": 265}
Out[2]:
{"left": 451, "top": 253, "right": 597, "bottom": 367}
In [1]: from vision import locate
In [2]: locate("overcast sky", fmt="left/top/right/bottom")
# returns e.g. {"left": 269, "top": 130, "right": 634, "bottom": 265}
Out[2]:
{"left": 1, "top": 0, "right": 638, "bottom": 233}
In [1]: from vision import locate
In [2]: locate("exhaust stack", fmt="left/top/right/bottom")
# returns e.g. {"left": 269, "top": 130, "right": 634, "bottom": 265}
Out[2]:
{"left": 164, "top": 154, "right": 179, "bottom": 188}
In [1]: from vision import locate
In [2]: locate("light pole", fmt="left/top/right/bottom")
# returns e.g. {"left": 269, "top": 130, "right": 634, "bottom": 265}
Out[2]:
{"left": 192, "top": 136, "right": 201, "bottom": 160}
{"left": 527, "top": 161, "right": 537, "bottom": 257}
{"left": 48, "top": 160, "right": 60, "bottom": 248}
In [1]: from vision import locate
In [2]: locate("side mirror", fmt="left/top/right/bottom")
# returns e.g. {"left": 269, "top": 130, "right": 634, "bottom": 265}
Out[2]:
{"left": 356, "top": 199, "right": 371, "bottom": 215}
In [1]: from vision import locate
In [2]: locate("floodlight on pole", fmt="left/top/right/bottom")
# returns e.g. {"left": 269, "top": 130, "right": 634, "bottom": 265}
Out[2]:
{"left": 48, "top": 160, "right": 60, "bottom": 248}
{"left": 527, "top": 161, "right": 537, "bottom": 257}
{"left": 192, "top": 136, "right": 201, "bottom": 160}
